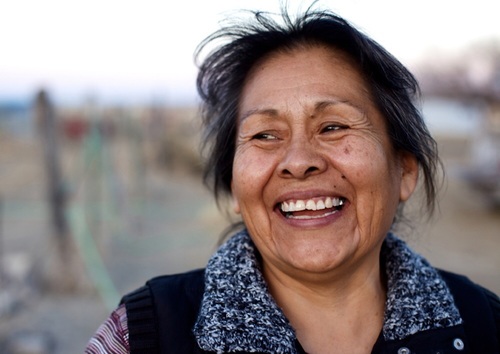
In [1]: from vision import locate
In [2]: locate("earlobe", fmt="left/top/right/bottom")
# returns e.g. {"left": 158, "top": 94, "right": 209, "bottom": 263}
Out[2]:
{"left": 231, "top": 181, "right": 241, "bottom": 214}
{"left": 399, "top": 152, "right": 419, "bottom": 202}
{"left": 233, "top": 197, "right": 241, "bottom": 214}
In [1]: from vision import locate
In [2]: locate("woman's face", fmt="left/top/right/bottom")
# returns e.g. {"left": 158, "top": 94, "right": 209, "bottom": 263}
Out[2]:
{"left": 232, "top": 45, "right": 418, "bottom": 278}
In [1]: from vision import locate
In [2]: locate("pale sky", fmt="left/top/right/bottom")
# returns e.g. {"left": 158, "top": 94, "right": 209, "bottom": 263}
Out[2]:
{"left": 1, "top": 0, "right": 499, "bottom": 105}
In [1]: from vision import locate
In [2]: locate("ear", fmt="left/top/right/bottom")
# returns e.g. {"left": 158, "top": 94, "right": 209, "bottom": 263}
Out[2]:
{"left": 399, "top": 152, "right": 419, "bottom": 202}
{"left": 231, "top": 181, "right": 241, "bottom": 214}
{"left": 233, "top": 197, "right": 241, "bottom": 214}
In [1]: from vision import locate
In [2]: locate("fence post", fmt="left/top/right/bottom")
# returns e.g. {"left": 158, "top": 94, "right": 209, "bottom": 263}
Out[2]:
{"left": 35, "top": 89, "right": 88, "bottom": 292}
{"left": 36, "top": 90, "right": 68, "bottom": 242}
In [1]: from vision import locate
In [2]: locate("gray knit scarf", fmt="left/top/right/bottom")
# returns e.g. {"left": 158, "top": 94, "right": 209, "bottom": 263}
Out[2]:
{"left": 193, "top": 230, "right": 463, "bottom": 353}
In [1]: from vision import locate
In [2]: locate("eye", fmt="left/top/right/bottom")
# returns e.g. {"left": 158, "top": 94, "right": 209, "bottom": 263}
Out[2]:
{"left": 252, "top": 132, "right": 278, "bottom": 140}
{"left": 320, "top": 123, "right": 348, "bottom": 133}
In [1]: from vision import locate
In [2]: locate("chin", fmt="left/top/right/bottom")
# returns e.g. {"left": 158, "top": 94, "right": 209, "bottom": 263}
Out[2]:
{"left": 278, "top": 242, "right": 352, "bottom": 274}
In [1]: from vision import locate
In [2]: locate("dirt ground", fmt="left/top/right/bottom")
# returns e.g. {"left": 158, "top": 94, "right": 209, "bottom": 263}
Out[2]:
{"left": 0, "top": 131, "right": 498, "bottom": 353}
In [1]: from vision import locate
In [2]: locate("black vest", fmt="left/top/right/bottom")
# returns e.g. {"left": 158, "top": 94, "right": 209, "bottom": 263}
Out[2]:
{"left": 122, "top": 269, "right": 500, "bottom": 354}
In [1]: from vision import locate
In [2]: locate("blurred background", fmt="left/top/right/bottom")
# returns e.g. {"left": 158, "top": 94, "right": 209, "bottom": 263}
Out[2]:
{"left": 0, "top": 0, "right": 499, "bottom": 352}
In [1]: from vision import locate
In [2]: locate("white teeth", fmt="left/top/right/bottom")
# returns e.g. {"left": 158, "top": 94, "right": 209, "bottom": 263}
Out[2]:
{"left": 280, "top": 197, "right": 344, "bottom": 212}
{"left": 295, "top": 200, "right": 306, "bottom": 211}
{"left": 305, "top": 200, "right": 316, "bottom": 210}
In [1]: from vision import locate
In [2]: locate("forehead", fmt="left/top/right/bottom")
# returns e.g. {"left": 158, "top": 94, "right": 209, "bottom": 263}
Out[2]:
{"left": 238, "top": 45, "right": 374, "bottom": 117}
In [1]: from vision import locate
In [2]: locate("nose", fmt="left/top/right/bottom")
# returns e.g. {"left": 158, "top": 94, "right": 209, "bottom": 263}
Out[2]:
{"left": 277, "top": 137, "right": 327, "bottom": 179}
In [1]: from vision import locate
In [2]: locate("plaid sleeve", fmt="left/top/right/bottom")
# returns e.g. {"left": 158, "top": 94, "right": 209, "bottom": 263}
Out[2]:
{"left": 85, "top": 304, "right": 129, "bottom": 353}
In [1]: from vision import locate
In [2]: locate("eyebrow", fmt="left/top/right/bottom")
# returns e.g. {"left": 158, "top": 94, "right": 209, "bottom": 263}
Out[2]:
{"left": 239, "top": 108, "right": 279, "bottom": 122}
{"left": 314, "top": 99, "right": 365, "bottom": 115}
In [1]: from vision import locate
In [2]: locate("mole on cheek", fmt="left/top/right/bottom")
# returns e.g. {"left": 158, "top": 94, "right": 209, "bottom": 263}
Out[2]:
{"left": 343, "top": 143, "right": 353, "bottom": 155}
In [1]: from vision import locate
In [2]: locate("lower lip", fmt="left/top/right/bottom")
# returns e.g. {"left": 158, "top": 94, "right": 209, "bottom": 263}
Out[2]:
{"left": 275, "top": 205, "right": 346, "bottom": 228}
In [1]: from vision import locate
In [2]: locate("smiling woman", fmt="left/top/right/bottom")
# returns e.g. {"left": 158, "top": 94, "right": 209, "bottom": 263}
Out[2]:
{"left": 232, "top": 46, "right": 418, "bottom": 286}
{"left": 85, "top": 4, "right": 500, "bottom": 354}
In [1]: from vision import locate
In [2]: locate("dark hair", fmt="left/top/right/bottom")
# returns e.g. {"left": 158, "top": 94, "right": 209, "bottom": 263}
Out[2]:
{"left": 195, "top": 5, "right": 441, "bottom": 216}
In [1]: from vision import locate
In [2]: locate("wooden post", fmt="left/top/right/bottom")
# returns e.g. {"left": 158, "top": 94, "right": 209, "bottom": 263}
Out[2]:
{"left": 35, "top": 89, "right": 89, "bottom": 292}
{"left": 35, "top": 90, "right": 68, "bottom": 243}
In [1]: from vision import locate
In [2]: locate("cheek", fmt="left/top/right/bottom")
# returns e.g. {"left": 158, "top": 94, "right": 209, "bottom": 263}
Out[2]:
{"left": 335, "top": 139, "right": 401, "bottom": 198}
{"left": 336, "top": 141, "right": 402, "bottom": 239}
{"left": 232, "top": 148, "right": 276, "bottom": 206}
{"left": 337, "top": 140, "right": 382, "bottom": 175}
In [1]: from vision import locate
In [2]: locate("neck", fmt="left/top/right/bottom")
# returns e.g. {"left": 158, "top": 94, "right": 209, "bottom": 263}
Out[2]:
{"left": 263, "top": 253, "right": 386, "bottom": 354}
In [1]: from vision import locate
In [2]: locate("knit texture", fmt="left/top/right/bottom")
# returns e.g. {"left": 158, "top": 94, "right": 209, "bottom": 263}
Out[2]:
{"left": 193, "top": 230, "right": 463, "bottom": 353}
{"left": 382, "top": 234, "right": 463, "bottom": 340}
{"left": 193, "top": 231, "right": 296, "bottom": 353}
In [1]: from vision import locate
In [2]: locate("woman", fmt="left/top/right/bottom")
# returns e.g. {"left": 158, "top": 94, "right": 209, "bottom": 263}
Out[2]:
{"left": 86, "top": 6, "right": 500, "bottom": 354}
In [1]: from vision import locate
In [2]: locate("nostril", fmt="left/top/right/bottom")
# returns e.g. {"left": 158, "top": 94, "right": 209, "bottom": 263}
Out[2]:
{"left": 280, "top": 168, "right": 292, "bottom": 176}
{"left": 279, "top": 165, "right": 321, "bottom": 179}
{"left": 305, "top": 166, "right": 319, "bottom": 176}
{"left": 277, "top": 148, "right": 327, "bottom": 179}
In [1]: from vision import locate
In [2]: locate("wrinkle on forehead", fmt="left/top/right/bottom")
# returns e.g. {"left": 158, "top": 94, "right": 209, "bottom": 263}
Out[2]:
{"left": 238, "top": 45, "right": 376, "bottom": 121}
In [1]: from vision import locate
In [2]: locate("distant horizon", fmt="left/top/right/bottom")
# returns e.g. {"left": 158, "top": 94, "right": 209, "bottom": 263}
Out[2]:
{"left": 0, "top": 84, "right": 200, "bottom": 108}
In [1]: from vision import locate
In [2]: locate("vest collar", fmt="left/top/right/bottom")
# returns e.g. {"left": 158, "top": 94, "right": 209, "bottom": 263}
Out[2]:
{"left": 193, "top": 230, "right": 462, "bottom": 353}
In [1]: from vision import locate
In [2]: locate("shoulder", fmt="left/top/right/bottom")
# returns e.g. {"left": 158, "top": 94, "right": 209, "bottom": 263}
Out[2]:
{"left": 121, "top": 269, "right": 206, "bottom": 353}
{"left": 438, "top": 269, "right": 499, "bottom": 310}
{"left": 467, "top": 278, "right": 500, "bottom": 343}
{"left": 438, "top": 269, "right": 500, "bottom": 345}
{"left": 146, "top": 268, "right": 206, "bottom": 322}
{"left": 147, "top": 268, "right": 205, "bottom": 294}
{"left": 142, "top": 268, "right": 206, "bottom": 309}
{"left": 121, "top": 268, "right": 205, "bottom": 308}
{"left": 482, "top": 285, "right": 500, "bottom": 333}
{"left": 85, "top": 304, "right": 129, "bottom": 354}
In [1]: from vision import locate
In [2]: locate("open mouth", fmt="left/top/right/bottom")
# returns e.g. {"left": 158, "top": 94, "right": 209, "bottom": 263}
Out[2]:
{"left": 278, "top": 197, "right": 346, "bottom": 219}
